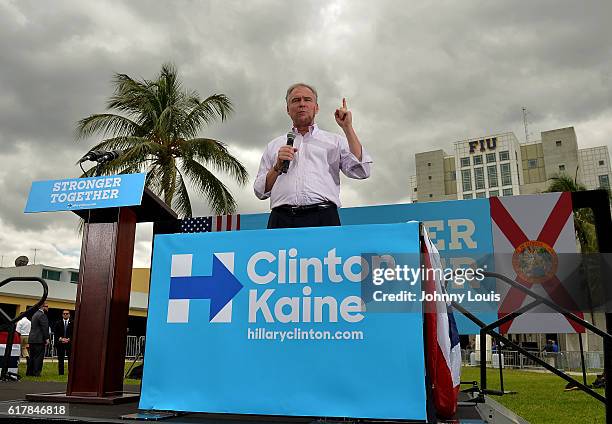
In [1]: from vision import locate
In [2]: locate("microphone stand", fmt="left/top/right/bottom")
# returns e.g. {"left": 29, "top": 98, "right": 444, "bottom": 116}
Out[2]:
{"left": 80, "top": 161, "right": 105, "bottom": 178}
{"left": 94, "top": 163, "right": 103, "bottom": 177}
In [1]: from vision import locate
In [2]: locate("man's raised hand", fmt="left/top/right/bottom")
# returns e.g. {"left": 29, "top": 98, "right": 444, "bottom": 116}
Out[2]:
{"left": 335, "top": 97, "right": 352, "bottom": 129}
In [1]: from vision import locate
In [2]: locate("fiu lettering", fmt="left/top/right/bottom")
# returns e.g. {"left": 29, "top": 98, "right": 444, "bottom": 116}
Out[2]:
{"left": 468, "top": 137, "right": 497, "bottom": 153}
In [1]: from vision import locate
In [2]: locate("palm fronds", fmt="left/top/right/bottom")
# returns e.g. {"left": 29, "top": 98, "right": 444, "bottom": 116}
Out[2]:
{"left": 76, "top": 63, "right": 246, "bottom": 217}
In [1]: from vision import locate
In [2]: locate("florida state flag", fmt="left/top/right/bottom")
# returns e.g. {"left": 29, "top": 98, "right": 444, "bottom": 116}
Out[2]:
{"left": 491, "top": 192, "right": 585, "bottom": 334}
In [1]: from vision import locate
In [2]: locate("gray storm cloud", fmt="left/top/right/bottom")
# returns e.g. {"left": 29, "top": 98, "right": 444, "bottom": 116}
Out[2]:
{"left": 1, "top": 0, "right": 611, "bottom": 267}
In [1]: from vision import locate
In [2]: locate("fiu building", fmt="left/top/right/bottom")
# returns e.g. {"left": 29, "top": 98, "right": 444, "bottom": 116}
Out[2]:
{"left": 410, "top": 127, "right": 611, "bottom": 202}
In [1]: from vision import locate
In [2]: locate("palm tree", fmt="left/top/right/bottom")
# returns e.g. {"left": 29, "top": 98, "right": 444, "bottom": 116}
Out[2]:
{"left": 76, "top": 63, "right": 248, "bottom": 216}
{"left": 545, "top": 176, "right": 612, "bottom": 327}
{"left": 545, "top": 174, "right": 597, "bottom": 252}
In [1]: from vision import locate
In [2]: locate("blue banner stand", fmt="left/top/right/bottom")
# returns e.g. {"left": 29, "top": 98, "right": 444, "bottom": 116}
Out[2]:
{"left": 140, "top": 222, "right": 429, "bottom": 422}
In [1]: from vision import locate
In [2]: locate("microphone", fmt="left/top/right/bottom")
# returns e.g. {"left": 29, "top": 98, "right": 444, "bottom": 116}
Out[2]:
{"left": 78, "top": 150, "right": 123, "bottom": 164}
{"left": 78, "top": 150, "right": 104, "bottom": 163}
{"left": 97, "top": 150, "right": 123, "bottom": 164}
{"left": 280, "top": 133, "right": 296, "bottom": 174}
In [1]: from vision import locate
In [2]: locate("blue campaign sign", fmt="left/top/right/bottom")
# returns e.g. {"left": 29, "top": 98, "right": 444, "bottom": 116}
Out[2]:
{"left": 340, "top": 200, "right": 497, "bottom": 334}
{"left": 24, "top": 173, "right": 146, "bottom": 213}
{"left": 141, "top": 223, "right": 428, "bottom": 420}
{"left": 240, "top": 199, "right": 496, "bottom": 334}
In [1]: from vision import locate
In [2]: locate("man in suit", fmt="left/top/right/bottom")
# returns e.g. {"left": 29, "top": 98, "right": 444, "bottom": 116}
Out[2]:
{"left": 26, "top": 303, "right": 49, "bottom": 377}
{"left": 53, "top": 310, "right": 73, "bottom": 375}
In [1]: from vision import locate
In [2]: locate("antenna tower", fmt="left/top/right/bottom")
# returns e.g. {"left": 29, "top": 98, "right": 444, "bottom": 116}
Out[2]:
{"left": 522, "top": 107, "right": 529, "bottom": 143}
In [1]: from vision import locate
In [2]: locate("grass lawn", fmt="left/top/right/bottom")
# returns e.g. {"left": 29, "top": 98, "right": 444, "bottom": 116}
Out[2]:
{"left": 16, "top": 360, "right": 143, "bottom": 386}
{"left": 462, "top": 366, "right": 605, "bottom": 424}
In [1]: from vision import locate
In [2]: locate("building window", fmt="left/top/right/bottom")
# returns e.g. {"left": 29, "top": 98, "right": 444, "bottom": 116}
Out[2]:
{"left": 461, "top": 169, "right": 472, "bottom": 192}
{"left": 500, "top": 163, "right": 512, "bottom": 186}
{"left": 528, "top": 159, "right": 538, "bottom": 169}
{"left": 473, "top": 155, "right": 483, "bottom": 165}
{"left": 428, "top": 162, "right": 432, "bottom": 166}
{"left": 599, "top": 160, "right": 605, "bottom": 166}
{"left": 428, "top": 176, "right": 432, "bottom": 180}
{"left": 42, "top": 269, "right": 61, "bottom": 281}
{"left": 460, "top": 157, "right": 470, "bottom": 167}
{"left": 503, "top": 188, "right": 513, "bottom": 196}
{"left": 499, "top": 150, "right": 510, "bottom": 161}
{"left": 487, "top": 165, "right": 498, "bottom": 188}
{"left": 556, "top": 140, "right": 562, "bottom": 147}
{"left": 463, "top": 193, "right": 473, "bottom": 200}
{"left": 489, "top": 190, "right": 499, "bottom": 197}
{"left": 486, "top": 153, "right": 496, "bottom": 163}
{"left": 70, "top": 272, "right": 79, "bottom": 283}
{"left": 428, "top": 194, "right": 433, "bottom": 198}
{"left": 448, "top": 171, "right": 456, "bottom": 181}
{"left": 413, "top": 187, "right": 417, "bottom": 192}
{"left": 476, "top": 192, "right": 486, "bottom": 198}
{"left": 599, "top": 175, "right": 610, "bottom": 189}
{"left": 559, "top": 164, "right": 566, "bottom": 172}
{"left": 474, "top": 167, "right": 485, "bottom": 190}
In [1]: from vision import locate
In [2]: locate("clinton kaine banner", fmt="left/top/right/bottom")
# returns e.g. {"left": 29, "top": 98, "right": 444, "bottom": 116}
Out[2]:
{"left": 241, "top": 198, "right": 497, "bottom": 334}
{"left": 140, "top": 223, "right": 427, "bottom": 420}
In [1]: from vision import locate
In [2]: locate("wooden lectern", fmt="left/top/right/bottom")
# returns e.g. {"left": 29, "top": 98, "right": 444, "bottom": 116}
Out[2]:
{"left": 27, "top": 188, "right": 176, "bottom": 404}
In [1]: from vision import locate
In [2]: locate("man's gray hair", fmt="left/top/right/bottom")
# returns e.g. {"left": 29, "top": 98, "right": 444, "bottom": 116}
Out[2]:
{"left": 285, "top": 83, "right": 318, "bottom": 103}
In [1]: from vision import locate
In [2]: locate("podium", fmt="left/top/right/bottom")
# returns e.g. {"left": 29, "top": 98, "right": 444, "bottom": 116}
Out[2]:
{"left": 27, "top": 187, "right": 176, "bottom": 404}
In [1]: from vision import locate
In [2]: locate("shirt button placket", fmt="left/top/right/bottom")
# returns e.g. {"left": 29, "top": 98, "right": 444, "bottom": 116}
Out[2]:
{"left": 295, "top": 135, "right": 303, "bottom": 205}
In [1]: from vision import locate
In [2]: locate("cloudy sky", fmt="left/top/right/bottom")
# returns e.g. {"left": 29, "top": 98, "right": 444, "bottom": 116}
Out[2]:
{"left": 1, "top": 0, "right": 611, "bottom": 269}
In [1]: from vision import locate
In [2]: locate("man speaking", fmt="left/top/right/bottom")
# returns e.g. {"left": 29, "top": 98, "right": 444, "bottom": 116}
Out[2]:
{"left": 254, "top": 83, "right": 372, "bottom": 229}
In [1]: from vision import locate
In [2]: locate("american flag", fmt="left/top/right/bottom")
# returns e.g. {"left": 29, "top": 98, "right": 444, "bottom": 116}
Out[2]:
{"left": 179, "top": 215, "right": 240, "bottom": 233}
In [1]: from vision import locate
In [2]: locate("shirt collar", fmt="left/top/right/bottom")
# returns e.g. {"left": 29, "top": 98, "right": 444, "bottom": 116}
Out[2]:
{"left": 292, "top": 123, "right": 319, "bottom": 137}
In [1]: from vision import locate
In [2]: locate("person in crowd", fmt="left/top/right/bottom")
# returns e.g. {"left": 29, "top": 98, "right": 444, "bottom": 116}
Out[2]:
{"left": 15, "top": 314, "right": 31, "bottom": 360}
{"left": 551, "top": 340, "right": 559, "bottom": 353}
{"left": 53, "top": 309, "right": 73, "bottom": 375}
{"left": 26, "top": 303, "right": 49, "bottom": 377}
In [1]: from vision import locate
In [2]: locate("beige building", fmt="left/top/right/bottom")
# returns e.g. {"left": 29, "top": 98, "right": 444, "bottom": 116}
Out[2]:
{"left": 0, "top": 264, "right": 150, "bottom": 335}
{"left": 412, "top": 127, "right": 611, "bottom": 353}
{"left": 411, "top": 127, "right": 611, "bottom": 201}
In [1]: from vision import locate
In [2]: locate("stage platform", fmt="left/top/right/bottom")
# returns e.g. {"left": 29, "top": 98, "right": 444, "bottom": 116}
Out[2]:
{"left": 0, "top": 381, "right": 490, "bottom": 423}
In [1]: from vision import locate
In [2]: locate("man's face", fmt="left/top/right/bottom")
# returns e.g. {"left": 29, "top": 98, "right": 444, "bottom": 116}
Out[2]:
{"left": 63, "top": 311, "right": 70, "bottom": 319}
{"left": 42, "top": 304, "right": 48, "bottom": 312}
{"left": 286, "top": 86, "right": 319, "bottom": 128}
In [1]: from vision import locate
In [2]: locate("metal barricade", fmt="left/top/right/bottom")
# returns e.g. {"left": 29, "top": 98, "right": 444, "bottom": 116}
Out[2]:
{"left": 462, "top": 348, "right": 605, "bottom": 373}
{"left": 43, "top": 335, "right": 146, "bottom": 359}
{"left": 125, "top": 335, "right": 139, "bottom": 358}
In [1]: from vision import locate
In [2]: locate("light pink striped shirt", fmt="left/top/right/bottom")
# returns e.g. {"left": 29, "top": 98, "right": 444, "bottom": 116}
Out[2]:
{"left": 254, "top": 124, "right": 372, "bottom": 209}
